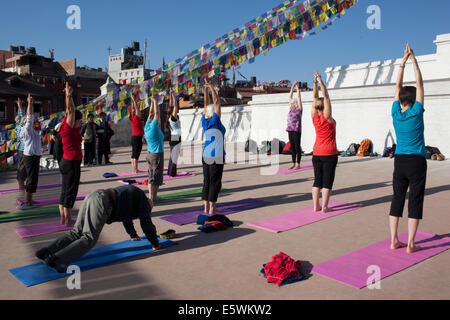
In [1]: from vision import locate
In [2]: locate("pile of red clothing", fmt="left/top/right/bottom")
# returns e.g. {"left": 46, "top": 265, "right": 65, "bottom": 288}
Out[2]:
{"left": 262, "top": 252, "right": 303, "bottom": 286}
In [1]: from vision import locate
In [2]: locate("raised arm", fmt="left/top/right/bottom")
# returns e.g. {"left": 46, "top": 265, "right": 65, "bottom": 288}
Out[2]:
{"left": 23, "top": 94, "right": 34, "bottom": 134}
{"left": 206, "top": 78, "right": 221, "bottom": 118}
{"left": 296, "top": 82, "right": 303, "bottom": 111}
{"left": 203, "top": 82, "right": 210, "bottom": 115}
{"left": 395, "top": 44, "right": 410, "bottom": 102}
{"left": 289, "top": 81, "right": 296, "bottom": 106}
{"left": 150, "top": 96, "right": 160, "bottom": 125}
{"left": 312, "top": 72, "right": 319, "bottom": 116}
{"left": 64, "top": 82, "right": 76, "bottom": 128}
{"left": 318, "top": 73, "right": 332, "bottom": 120}
{"left": 409, "top": 45, "right": 424, "bottom": 105}
{"left": 131, "top": 95, "right": 141, "bottom": 118}
{"left": 172, "top": 90, "right": 179, "bottom": 118}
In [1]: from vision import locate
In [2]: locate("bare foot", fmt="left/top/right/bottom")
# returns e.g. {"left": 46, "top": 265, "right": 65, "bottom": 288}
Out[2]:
{"left": 212, "top": 208, "right": 224, "bottom": 214}
{"left": 288, "top": 164, "right": 295, "bottom": 170}
{"left": 60, "top": 216, "right": 66, "bottom": 225}
{"left": 407, "top": 245, "right": 421, "bottom": 254}
{"left": 390, "top": 239, "right": 407, "bottom": 250}
{"left": 314, "top": 206, "right": 322, "bottom": 212}
{"left": 322, "top": 206, "right": 329, "bottom": 213}
{"left": 294, "top": 164, "right": 301, "bottom": 170}
{"left": 65, "top": 220, "right": 75, "bottom": 227}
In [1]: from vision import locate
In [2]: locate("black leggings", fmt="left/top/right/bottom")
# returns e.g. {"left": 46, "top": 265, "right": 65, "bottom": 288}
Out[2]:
{"left": 288, "top": 131, "right": 302, "bottom": 164}
{"left": 312, "top": 155, "right": 338, "bottom": 189}
{"left": 23, "top": 155, "right": 41, "bottom": 193}
{"left": 59, "top": 158, "right": 82, "bottom": 209}
{"left": 202, "top": 158, "right": 224, "bottom": 202}
{"left": 390, "top": 155, "right": 427, "bottom": 220}
{"left": 131, "top": 136, "right": 143, "bottom": 160}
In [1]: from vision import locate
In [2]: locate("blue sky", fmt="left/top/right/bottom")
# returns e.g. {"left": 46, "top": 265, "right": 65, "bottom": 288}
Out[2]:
{"left": 1, "top": 0, "right": 449, "bottom": 85}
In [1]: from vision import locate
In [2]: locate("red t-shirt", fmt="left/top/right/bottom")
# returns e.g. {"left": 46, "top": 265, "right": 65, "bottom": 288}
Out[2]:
{"left": 131, "top": 115, "right": 144, "bottom": 137}
{"left": 312, "top": 113, "right": 338, "bottom": 156}
{"left": 60, "top": 117, "right": 83, "bottom": 161}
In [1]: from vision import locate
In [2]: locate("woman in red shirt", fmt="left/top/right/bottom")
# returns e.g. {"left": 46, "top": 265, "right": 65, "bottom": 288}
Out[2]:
{"left": 59, "top": 82, "right": 83, "bottom": 226}
{"left": 311, "top": 71, "right": 338, "bottom": 213}
{"left": 130, "top": 96, "right": 144, "bottom": 173}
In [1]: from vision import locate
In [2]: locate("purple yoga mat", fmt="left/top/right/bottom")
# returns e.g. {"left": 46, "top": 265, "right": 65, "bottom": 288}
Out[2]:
{"left": 16, "top": 193, "right": 88, "bottom": 207}
{"left": 0, "top": 182, "right": 61, "bottom": 195}
{"left": 312, "top": 231, "right": 450, "bottom": 289}
{"left": 247, "top": 200, "right": 362, "bottom": 233}
{"left": 271, "top": 163, "right": 314, "bottom": 175}
{"left": 118, "top": 172, "right": 195, "bottom": 185}
{"left": 160, "top": 198, "right": 270, "bottom": 226}
{"left": 15, "top": 220, "right": 76, "bottom": 238}
{"left": 114, "top": 167, "right": 169, "bottom": 178}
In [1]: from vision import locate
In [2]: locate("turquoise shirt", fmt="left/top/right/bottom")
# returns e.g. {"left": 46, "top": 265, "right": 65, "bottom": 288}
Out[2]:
{"left": 144, "top": 118, "right": 164, "bottom": 154}
{"left": 392, "top": 100, "right": 426, "bottom": 158}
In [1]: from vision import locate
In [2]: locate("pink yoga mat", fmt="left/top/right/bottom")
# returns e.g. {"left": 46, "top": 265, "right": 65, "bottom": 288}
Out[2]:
{"left": 118, "top": 172, "right": 195, "bottom": 185}
{"left": 247, "top": 200, "right": 362, "bottom": 233}
{"left": 270, "top": 163, "right": 314, "bottom": 175}
{"left": 312, "top": 231, "right": 450, "bottom": 289}
{"left": 0, "top": 182, "right": 61, "bottom": 195}
{"left": 16, "top": 193, "right": 88, "bottom": 207}
{"left": 15, "top": 220, "right": 76, "bottom": 238}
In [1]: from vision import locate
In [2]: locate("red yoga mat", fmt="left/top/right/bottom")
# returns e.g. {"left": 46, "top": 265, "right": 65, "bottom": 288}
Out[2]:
{"left": 312, "top": 231, "right": 450, "bottom": 289}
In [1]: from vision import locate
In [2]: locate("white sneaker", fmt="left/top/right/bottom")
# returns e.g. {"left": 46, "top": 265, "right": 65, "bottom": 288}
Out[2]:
{"left": 17, "top": 203, "right": 35, "bottom": 210}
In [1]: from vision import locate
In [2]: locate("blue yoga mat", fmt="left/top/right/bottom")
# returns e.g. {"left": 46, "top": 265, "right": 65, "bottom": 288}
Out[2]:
{"left": 9, "top": 237, "right": 176, "bottom": 287}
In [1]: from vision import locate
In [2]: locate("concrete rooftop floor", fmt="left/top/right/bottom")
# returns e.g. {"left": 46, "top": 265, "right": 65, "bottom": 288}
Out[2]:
{"left": 0, "top": 142, "right": 449, "bottom": 300}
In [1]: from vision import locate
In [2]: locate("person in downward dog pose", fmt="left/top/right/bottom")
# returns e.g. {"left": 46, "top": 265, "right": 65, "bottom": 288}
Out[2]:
{"left": 389, "top": 44, "right": 427, "bottom": 254}
{"left": 311, "top": 71, "right": 338, "bottom": 213}
{"left": 286, "top": 80, "right": 303, "bottom": 170}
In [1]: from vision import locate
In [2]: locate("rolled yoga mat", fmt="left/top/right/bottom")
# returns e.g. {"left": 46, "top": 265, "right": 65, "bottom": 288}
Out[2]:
{"left": 247, "top": 200, "right": 363, "bottom": 233}
{"left": 9, "top": 237, "right": 176, "bottom": 287}
{"left": 0, "top": 206, "right": 60, "bottom": 224}
{"left": 118, "top": 172, "right": 195, "bottom": 185}
{"left": 15, "top": 220, "right": 77, "bottom": 239}
{"left": 0, "top": 182, "right": 62, "bottom": 195}
{"left": 311, "top": 231, "right": 450, "bottom": 289}
{"left": 111, "top": 168, "right": 169, "bottom": 178}
{"left": 160, "top": 198, "right": 270, "bottom": 226}
{"left": 16, "top": 193, "right": 88, "bottom": 208}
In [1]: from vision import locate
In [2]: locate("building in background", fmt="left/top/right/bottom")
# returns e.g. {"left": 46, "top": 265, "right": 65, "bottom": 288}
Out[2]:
{"left": 107, "top": 41, "right": 153, "bottom": 85}
{"left": 0, "top": 46, "right": 106, "bottom": 124}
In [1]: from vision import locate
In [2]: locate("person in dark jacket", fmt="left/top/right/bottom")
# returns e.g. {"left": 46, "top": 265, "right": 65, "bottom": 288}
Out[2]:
{"left": 81, "top": 114, "right": 98, "bottom": 166}
{"left": 50, "top": 122, "right": 63, "bottom": 164}
{"left": 96, "top": 112, "right": 113, "bottom": 165}
{"left": 35, "top": 185, "right": 160, "bottom": 273}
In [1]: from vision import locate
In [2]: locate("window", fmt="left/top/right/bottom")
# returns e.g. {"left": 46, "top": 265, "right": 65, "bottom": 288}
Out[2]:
{"left": 0, "top": 100, "right": 6, "bottom": 119}
{"left": 33, "top": 102, "right": 42, "bottom": 118}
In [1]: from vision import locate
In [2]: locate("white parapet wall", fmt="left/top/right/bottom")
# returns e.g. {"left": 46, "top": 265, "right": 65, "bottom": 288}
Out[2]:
{"left": 112, "top": 33, "right": 450, "bottom": 158}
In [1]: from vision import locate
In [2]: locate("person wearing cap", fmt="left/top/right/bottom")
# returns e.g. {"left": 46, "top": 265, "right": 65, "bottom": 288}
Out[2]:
{"left": 35, "top": 185, "right": 160, "bottom": 273}
{"left": 18, "top": 94, "right": 43, "bottom": 210}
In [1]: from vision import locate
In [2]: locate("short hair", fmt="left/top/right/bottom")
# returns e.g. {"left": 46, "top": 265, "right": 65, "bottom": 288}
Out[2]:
{"left": 399, "top": 86, "right": 416, "bottom": 107}
{"left": 75, "top": 110, "right": 82, "bottom": 121}
{"left": 314, "top": 98, "right": 324, "bottom": 111}
{"left": 87, "top": 113, "right": 95, "bottom": 118}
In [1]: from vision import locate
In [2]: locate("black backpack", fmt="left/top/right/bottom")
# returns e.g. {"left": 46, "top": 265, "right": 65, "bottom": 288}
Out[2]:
{"left": 208, "top": 214, "right": 233, "bottom": 227}
{"left": 425, "top": 146, "right": 441, "bottom": 159}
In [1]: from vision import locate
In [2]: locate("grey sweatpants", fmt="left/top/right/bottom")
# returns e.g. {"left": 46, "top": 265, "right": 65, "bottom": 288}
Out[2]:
{"left": 44, "top": 191, "right": 112, "bottom": 265}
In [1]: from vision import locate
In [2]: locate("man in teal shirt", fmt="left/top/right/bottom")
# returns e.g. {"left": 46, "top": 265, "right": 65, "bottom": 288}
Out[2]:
{"left": 144, "top": 96, "right": 164, "bottom": 204}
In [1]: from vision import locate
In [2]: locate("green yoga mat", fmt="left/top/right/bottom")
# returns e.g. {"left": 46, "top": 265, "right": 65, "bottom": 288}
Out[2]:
{"left": 155, "top": 188, "right": 228, "bottom": 204}
{"left": 0, "top": 206, "right": 60, "bottom": 224}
